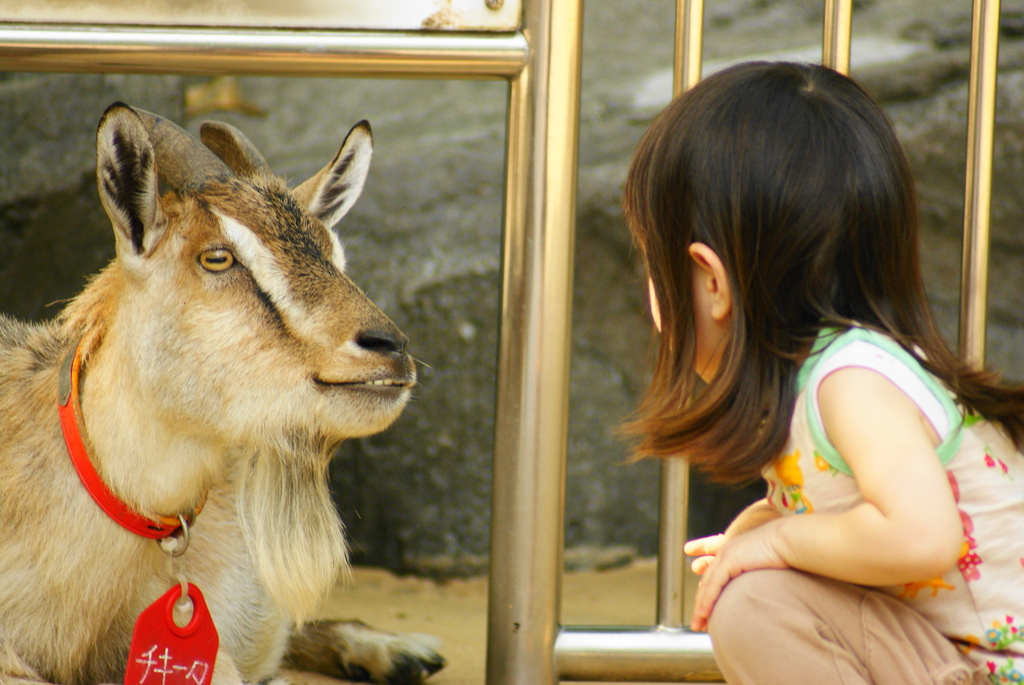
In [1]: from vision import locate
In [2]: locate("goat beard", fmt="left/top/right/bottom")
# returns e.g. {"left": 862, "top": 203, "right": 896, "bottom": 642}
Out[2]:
{"left": 235, "top": 442, "right": 348, "bottom": 624}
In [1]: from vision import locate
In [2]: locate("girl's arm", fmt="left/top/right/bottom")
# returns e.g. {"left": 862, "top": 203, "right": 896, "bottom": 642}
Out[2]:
{"left": 690, "top": 366, "right": 963, "bottom": 631}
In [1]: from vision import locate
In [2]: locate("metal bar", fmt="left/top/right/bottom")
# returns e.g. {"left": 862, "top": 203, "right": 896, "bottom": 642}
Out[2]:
{"left": 484, "top": 0, "right": 584, "bottom": 682}
{"left": 0, "top": 24, "right": 528, "bottom": 78}
{"left": 960, "top": 0, "right": 1001, "bottom": 368}
{"left": 821, "top": 0, "right": 853, "bottom": 74}
{"left": 555, "top": 627, "right": 719, "bottom": 682}
{"left": 657, "top": 461, "right": 690, "bottom": 630}
{"left": 659, "top": 0, "right": 706, "bottom": 635}
{"left": 672, "top": 0, "right": 704, "bottom": 96}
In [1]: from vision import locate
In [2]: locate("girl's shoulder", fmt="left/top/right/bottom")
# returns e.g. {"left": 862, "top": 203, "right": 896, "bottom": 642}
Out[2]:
{"left": 799, "top": 327, "right": 964, "bottom": 476}
{"left": 798, "top": 327, "right": 931, "bottom": 390}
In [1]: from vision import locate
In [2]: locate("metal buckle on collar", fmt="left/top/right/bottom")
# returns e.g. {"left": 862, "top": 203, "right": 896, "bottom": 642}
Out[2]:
{"left": 156, "top": 515, "right": 191, "bottom": 557}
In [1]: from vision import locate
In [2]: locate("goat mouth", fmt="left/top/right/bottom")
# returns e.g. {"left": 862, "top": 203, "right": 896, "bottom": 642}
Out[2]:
{"left": 312, "top": 376, "right": 416, "bottom": 390}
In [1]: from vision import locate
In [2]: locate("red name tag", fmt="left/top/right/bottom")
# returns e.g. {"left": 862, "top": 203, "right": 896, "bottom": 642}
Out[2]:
{"left": 124, "top": 583, "right": 219, "bottom": 685}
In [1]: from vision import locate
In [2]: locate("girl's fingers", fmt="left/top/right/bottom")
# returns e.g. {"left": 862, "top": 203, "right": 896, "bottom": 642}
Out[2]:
{"left": 690, "top": 555, "right": 715, "bottom": 575}
{"left": 683, "top": 533, "right": 725, "bottom": 557}
{"left": 690, "top": 560, "right": 732, "bottom": 631}
{"left": 690, "top": 579, "right": 712, "bottom": 631}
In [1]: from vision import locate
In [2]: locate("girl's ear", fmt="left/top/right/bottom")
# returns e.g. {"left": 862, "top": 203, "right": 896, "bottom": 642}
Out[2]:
{"left": 688, "top": 242, "right": 732, "bottom": 322}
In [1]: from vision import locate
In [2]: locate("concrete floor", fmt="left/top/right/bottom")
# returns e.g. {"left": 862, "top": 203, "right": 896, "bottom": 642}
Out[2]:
{"left": 287, "top": 560, "right": 721, "bottom": 685}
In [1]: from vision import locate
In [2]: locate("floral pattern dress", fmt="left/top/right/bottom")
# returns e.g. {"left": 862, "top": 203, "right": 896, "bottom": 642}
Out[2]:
{"left": 764, "top": 328, "right": 1024, "bottom": 683}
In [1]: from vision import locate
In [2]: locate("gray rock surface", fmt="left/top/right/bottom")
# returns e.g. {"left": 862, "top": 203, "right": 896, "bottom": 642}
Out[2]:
{"left": 2, "top": 0, "right": 1024, "bottom": 575}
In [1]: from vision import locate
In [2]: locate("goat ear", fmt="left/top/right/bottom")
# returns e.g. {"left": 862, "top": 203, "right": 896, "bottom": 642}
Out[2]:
{"left": 293, "top": 121, "right": 372, "bottom": 231}
{"left": 96, "top": 103, "right": 168, "bottom": 259}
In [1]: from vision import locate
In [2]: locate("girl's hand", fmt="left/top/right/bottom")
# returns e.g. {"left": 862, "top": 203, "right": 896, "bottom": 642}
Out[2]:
{"left": 689, "top": 520, "right": 790, "bottom": 632}
{"left": 684, "top": 498, "right": 781, "bottom": 575}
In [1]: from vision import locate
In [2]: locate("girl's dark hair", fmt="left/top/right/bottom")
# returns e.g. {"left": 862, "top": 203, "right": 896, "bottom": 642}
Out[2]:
{"left": 623, "top": 61, "right": 1024, "bottom": 484}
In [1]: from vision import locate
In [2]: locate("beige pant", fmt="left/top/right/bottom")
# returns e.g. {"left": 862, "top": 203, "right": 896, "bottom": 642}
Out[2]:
{"left": 707, "top": 569, "right": 989, "bottom": 684}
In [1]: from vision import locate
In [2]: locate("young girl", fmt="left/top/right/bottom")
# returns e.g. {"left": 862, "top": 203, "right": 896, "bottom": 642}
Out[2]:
{"left": 624, "top": 61, "right": 1024, "bottom": 684}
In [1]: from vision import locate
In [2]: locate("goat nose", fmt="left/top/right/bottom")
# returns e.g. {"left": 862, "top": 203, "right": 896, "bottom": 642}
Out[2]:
{"left": 356, "top": 328, "right": 408, "bottom": 355}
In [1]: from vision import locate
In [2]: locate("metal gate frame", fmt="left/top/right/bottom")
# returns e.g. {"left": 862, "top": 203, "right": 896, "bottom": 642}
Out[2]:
{"left": 489, "top": 0, "right": 1002, "bottom": 682}
{"left": 0, "top": 0, "right": 1002, "bottom": 681}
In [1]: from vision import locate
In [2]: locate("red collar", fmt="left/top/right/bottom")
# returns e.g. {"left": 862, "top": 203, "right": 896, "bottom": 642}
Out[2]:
{"left": 58, "top": 340, "right": 200, "bottom": 540}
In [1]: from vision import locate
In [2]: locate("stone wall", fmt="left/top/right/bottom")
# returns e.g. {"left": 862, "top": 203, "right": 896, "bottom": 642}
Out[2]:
{"left": 2, "top": 0, "right": 1024, "bottom": 575}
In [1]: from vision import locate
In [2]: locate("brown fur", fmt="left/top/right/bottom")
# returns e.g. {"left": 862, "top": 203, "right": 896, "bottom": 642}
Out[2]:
{"left": 0, "top": 104, "right": 444, "bottom": 685}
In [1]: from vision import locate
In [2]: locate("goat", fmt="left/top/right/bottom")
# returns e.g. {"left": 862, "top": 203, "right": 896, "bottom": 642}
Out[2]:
{"left": 0, "top": 103, "right": 445, "bottom": 685}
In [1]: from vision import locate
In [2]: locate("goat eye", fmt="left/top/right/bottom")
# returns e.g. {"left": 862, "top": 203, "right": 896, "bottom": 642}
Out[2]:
{"left": 199, "top": 249, "right": 235, "bottom": 272}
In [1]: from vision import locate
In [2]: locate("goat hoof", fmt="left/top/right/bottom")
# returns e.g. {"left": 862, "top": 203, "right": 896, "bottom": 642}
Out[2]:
{"left": 385, "top": 651, "right": 447, "bottom": 685}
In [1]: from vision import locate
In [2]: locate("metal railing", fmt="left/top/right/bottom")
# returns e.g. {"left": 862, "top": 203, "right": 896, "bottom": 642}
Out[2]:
{"left": 495, "top": 0, "right": 1002, "bottom": 682}
{"left": 0, "top": 0, "right": 1002, "bottom": 681}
